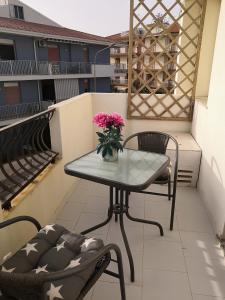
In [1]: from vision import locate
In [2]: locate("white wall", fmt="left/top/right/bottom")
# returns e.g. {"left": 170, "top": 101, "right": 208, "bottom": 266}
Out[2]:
{"left": 195, "top": 0, "right": 221, "bottom": 98}
{"left": 192, "top": 0, "right": 225, "bottom": 235}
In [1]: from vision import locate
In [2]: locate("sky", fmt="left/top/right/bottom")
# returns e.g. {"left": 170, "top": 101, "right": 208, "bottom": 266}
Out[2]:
{"left": 21, "top": 0, "right": 180, "bottom": 37}
{"left": 21, "top": 0, "right": 130, "bottom": 37}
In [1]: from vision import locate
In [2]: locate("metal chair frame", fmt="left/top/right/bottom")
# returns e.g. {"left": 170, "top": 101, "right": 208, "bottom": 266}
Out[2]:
{"left": 0, "top": 216, "right": 126, "bottom": 300}
{"left": 123, "top": 131, "right": 179, "bottom": 230}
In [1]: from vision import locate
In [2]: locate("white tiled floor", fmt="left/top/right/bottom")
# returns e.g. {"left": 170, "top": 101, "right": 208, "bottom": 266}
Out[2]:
{"left": 55, "top": 180, "right": 225, "bottom": 300}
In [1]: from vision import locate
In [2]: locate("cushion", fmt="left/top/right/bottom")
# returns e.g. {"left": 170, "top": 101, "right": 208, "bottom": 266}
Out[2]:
{"left": 154, "top": 165, "right": 171, "bottom": 183}
{"left": 0, "top": 224, "right": 105, "bottom": 300}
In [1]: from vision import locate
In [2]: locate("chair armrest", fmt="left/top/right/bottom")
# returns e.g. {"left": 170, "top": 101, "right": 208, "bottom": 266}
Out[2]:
{"left": 0, "top": 216, "right": 41, "bottom": 232}
{"left": 0, "top": 244, "right": 121, "bottom": 285}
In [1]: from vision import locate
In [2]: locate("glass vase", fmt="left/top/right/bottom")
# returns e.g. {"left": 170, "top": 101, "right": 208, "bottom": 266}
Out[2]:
{"left": 103, "top": 149, "right": 118, "bottom": 162}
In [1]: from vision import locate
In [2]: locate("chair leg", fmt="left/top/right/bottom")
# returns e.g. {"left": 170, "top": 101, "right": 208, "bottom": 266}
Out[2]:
{"left": 168, "top": 175, "right": 171, "bottom": 201}
{"left": 170, "top": 192, "right": 176, "bottom": 231}
{"left": 114, "top": 247, "right": 126, "bottom": 300}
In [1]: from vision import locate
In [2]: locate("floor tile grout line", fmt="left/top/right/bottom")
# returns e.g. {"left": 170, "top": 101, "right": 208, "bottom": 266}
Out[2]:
{"left": 142, "top": 266, "right": 188, "bottom": 273}
{"left": 192, "top": 292, "right": 225, "bottom": 299}
{"left": 178, "top": 219, "right": 195, "bottom": 300}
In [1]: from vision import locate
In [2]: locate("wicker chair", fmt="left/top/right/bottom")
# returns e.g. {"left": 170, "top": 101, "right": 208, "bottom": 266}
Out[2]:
{"left": 123, "top": 131, "right": 179, "bottom": 230}
{"left": 0, "top": 216, "right": 126, "bottom": 300}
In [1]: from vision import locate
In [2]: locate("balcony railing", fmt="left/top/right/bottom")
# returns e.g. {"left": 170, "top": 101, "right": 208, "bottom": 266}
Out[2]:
{"left": 110, "top": 48, "right": 121, "bottom": 54}
{"left": 167, "top": 63, "right": 176, "bottom": 71}
{"left": 111, "top": 78, "right": 128, "bottom": 85}
{"left": 160, "top": 80, "right": 175, "bottom": 89}
{"left": 110, "top": 48, "right": 128, "bottom": 55}
{"left": 0, "top": 109, "right": 58, "bottom": 209}
{"left": 164, "top": 44, "right": 178, "bottom": 52}
{"left": 0, "top": 101, "right": 53, "bottom": 121}
{"left": 114, "top": 64, "right": 128, "bottom": 73}
{"left": 0, "top": 60, "right": 92, "bottom": 76}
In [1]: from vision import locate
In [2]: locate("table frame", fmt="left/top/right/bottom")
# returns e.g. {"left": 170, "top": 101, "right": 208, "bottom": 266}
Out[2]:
{"left": 64, "top": 149, "right": 169, "bottom": 282}
{"left": 80, "top": 187, "right": 163, "bottom": 282}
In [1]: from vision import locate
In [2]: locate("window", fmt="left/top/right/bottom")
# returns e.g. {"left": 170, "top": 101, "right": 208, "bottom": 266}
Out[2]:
{"left": 0, "top": 39, "right": 15, "bottom": 60}
{"left": 10, "top": 5, "right": 24, "bottom": 20}
{"left": 3, "top": 82, "right": 21, "bottom": 105}
{"left": 115, "top": 58, "right": 120, "bottom": 65}
{"left": 47, "top": 45, "right": 60, "bottom": 62}
{"left": 83, "top": 79, "right": 90, "bottom": 93}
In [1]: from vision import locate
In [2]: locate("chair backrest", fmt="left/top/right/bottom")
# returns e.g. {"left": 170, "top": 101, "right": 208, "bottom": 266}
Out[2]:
{"left": 123, "top": 131, "right": 170, "bottom": 154}
{"left": 138, "top": 132, "right": 169, "bottom": 154}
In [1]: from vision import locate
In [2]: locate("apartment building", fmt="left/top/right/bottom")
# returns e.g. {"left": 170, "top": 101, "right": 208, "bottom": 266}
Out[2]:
{"left": 109, "top": 22, "right": 179, "bottom": 93}
{"left": 108, "top": 31, "right": 129, "bottom": 92}
{"left": 0, "top": 0, "right": 113, "bottom": 123}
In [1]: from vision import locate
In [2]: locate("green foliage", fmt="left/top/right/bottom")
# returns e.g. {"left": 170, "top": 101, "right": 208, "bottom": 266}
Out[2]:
{"left": 96, "top": 126, "right": 123, "bottom": 158}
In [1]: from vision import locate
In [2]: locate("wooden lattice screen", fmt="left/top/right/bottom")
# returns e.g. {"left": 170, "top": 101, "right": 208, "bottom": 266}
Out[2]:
{"left": 128, "top": 0, "right": 206, "bottom": 120}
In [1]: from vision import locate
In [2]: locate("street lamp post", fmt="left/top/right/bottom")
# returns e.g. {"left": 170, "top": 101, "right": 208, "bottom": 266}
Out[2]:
{"left": 93, "top": 43, "right": 117, "bottom": 93}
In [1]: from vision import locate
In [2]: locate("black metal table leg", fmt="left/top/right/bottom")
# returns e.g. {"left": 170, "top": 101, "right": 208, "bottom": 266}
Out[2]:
{"left": 81, "top": 186, "right": 114, "bottom": 235}
{"left": 115, "top": 187, "right": 119, "bottom": 222}
{"left": 119, "top": 189, "right": 135, "bottom": 282}
{"left": 125, "top": 191, "right": 164, "bottom": 236}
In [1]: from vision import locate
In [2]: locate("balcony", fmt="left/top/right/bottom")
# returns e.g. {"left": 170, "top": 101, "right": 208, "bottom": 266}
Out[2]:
{"left": 111, "top": 78, "right": 128, "bottom": 86}
{"left": 169, "top": 45, "right": 178, "bottom": 53}
{"left": 111, "top": 49, "right": 128, "bottom": 56}
{"left": 164, "top": 80, "right": 175, "bottom": 89}
{"left": 0, "top": 60, "right": 92, "bottom": 76}
{"left": 0, "top": 90, "right": 224, "bottom": 299}
{"left": 0, "top": 60, "right": 94, "bottom": 81}
{"left": 114, "top": 64, "right": 128, "bottom": 74}
{"left": 167, "top": 64, "right": 176, "bottom": 71}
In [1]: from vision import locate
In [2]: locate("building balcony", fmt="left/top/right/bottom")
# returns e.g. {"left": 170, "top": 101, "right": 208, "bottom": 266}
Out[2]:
{"left": 111, "top": 78, "right": 128, "bottom": 86}
{"left": 113, "top": 64, "right": 128, "bottom": 74}
{"left": 163, "top": 80, "right": 175, "bottom": 89}
{"left": 0, "top": 60, "right": 114, "bottom": 81}
{"left": 169, "top": 45, "right": 178, "bottom": 53}
{"left": 110, "top": 49, "right": 128, "bottom": 57}
{"left": 167, "top": 64, "right": 176, "bottom": 71}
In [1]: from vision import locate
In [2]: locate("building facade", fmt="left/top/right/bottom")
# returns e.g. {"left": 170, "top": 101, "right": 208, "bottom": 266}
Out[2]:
{"left": 108, "top": 32, "right": 129, "bottom": 93}
{"left": 0, "top": 0, "right": 113, "bottom": 123}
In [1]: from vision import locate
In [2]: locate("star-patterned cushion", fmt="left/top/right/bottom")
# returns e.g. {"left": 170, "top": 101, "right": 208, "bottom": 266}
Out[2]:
{"left": 0, "top": 224, "right": 106, "bottom": 300}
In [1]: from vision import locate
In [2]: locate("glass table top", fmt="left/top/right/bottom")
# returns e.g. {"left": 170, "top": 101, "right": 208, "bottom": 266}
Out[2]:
{"left": 64, "top": 149, "right": 169, "bottom": 191}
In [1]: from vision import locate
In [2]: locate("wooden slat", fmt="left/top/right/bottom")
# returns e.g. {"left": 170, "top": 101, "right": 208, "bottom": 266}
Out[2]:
{"left": 127, "top": 0, "right": 206, "bottom": 120}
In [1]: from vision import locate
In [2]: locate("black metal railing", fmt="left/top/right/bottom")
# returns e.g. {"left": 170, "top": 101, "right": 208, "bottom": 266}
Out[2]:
{"left": 0, "top": 109, "right": 58, "bottom": 210}
{"left": 0, "top": 60, "right": 92, "bottom": 76}
{"left": 0, "top": 101, "right": 54, "bottom": 121}
{"left": 114, "top": 64, "right": 128, "bottom": 73}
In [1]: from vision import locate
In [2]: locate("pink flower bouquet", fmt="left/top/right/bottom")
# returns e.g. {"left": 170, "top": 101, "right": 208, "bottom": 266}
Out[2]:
{"left": 93, "top": 112, "right": 124, "bottom": 160}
